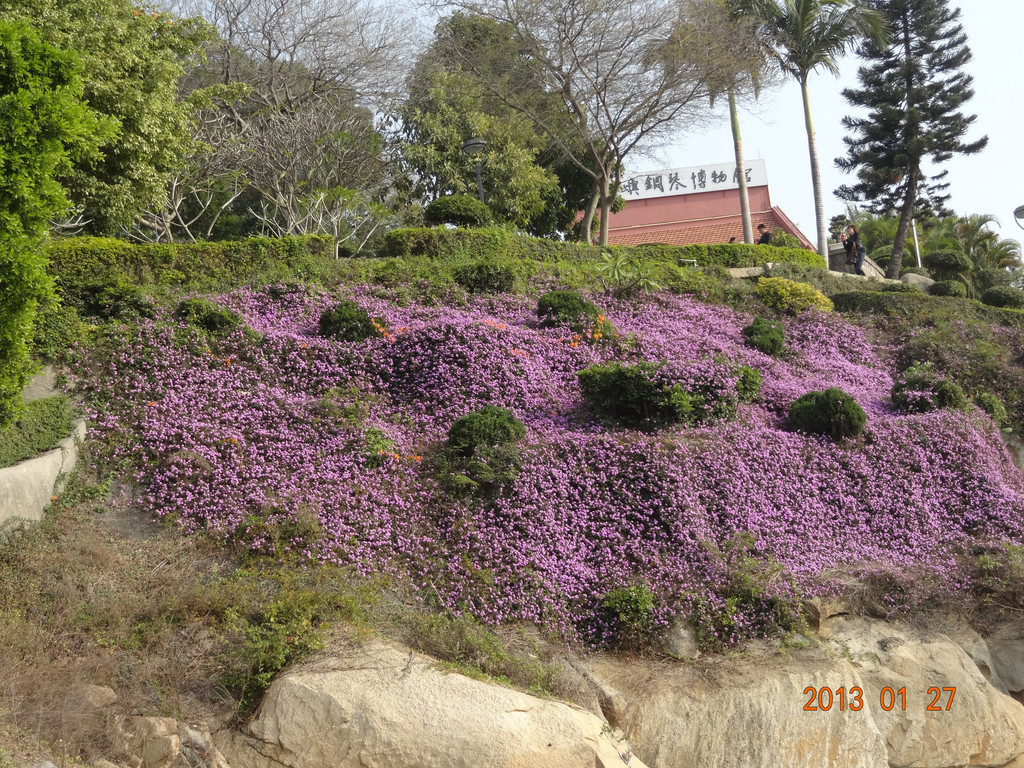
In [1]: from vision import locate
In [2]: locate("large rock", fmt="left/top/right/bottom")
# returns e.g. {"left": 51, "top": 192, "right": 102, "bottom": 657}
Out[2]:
{"left": 577, "top": 617, "right": 1024, "bottom": 768}
{"left": 215, "top": 640, "right": 647, "bottom": 768}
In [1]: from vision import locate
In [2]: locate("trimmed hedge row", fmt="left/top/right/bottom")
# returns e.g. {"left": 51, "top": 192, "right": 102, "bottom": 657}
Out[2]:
{"left": 377, "top": 227, "right": 826, "bottom": 269}
{"left": 830, "top": 290, "right": 1024, "bottom": 329}
{"left": 46, "top": 235, "right": 338, "bottom": 292}
{"left": 0, "top": 395, "right": 74, "bottom": 469}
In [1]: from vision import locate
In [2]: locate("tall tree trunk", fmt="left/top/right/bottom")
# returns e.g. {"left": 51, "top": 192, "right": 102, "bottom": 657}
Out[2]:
{"left": 580, "top": 183, "right": 600, "bottom": 244}
{"left": 597, "top": 173, "right": 611, "bottom": 246}
{"left": 890, "top": 167, "right": 920, "bottom": 280}
{"left": 729, "top": 88, "right": 754, "bottom": 244}
{"left": 800, "top": 78, "right": 828, "bottom": 258}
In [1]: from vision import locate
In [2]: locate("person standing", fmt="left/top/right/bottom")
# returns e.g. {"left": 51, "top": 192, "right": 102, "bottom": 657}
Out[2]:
{"left": 756, "top": 224, "right": 772, "bottom": 245}
{"left": 841, "top": 224, "right": 866, "bottom": 276}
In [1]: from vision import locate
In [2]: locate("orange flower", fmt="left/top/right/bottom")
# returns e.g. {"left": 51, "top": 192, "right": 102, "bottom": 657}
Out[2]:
{"left": 147, "top": 401, "right": 157, "bottom": 407}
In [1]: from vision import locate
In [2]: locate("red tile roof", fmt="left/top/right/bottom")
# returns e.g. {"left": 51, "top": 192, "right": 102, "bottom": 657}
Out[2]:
{"left": 608, "top": 208, "right": 814, "bottom": 250}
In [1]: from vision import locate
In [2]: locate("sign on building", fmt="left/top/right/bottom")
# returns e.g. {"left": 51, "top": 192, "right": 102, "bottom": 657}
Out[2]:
{"left": 619, "top": 159, "right": 768, "bottom": 200}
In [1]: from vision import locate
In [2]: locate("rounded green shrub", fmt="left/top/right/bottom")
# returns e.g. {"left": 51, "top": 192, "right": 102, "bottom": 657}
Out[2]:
{"left": 537, "top": 290, "right": 612, "bottom": 339}
{"left": 975, "top": 392, "right": 1008, "bottom": 427}
{"left": 76, "top": 279, "right": 155, "bottom": 320}
{"left": 923, "top": 250, "right": 972, "bottom": 280}
{"left": 786, "top": 387, "right": 866, "bottom": 441}
{"left": 741, "top": 317, "right": 785, "bottom": 356}
{"left": 870, "top": 245, "right": 894, "bottom": 270}
{"left": 900, "top": 267, "right": 931, "bottom": 279}
{"left": 929, "top": 280, "right": 968, "bottom": 298}
{"left": 174, "top": 298, "right": 244, "bottom": 336}
{"left": 447, "top": 405, "right": 526, "bottom": 458}
{"left": 754, "top": 277, "right": 833, "bottom": 314}
{"left": 600, "top": 584, "right": 656, "bottom": 649}
{"left": 881, "top": 282, "right": 921, "bottom": 294}
{"left": 452, "top": 261, "right": 516, "bottom": 294}
{"left": 891, "top": 361, "right": 967, "bottom": 413}
{"left": 423, "top": 195, "right": 492, "bottom": 228}
{"left": 318, "top": 300, "right": 377, "bottom": 342}
{"left": 975, "top": 268, "right": 1013, "bottom": 293}
{"left": 981, "top": 286, "right": 1024, "bottom": 310}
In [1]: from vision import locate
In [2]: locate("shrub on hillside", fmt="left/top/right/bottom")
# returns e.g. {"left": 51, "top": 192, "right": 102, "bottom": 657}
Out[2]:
{"left": 975, "top": 392, "right": 1009, "bottom": 428}
{"left": 452, "top": 261, "right": 516, "bottom": 294}
{"left": 975, "top": 268, "right": 1013, "bottom": 293}
{"left": 537, "top": 290, "right": 613, "bottom": 339}
{"left": 929, "top": 280, "right": 968, "bottom": 299}
{"left": 319, "top": 301, "right": 377, "bottom": 342}
{"left": 424, "top": 195, "right": 492, "bottom": 228}
{"left": 445, "top": 405, "right": 527, "bottom": 498}
{"left": 599, "top": 584, "right": 657, "bottom": 650}
{"left": 891, "top": 361, "right": 967, "bottom": 413}
{"left": 447, "top": 405, "right": 526, "bottom": 458}
{"left": 31, "top": 300, "right": 82, "bottom": 362}
{"left": 785, "top": 388, "right": 866, "bottom": 441}
{"left": 754, "top": 277, "right": 833, "bottom": 314}
{"left": 923, "top": 250, "right": 972, "bottom": 281}
{"left": 577, "top": 360, "right": 740, "bottom": 429}
{"left": 981, "top": 286, "right": 1024, "bottom": 310}
{"left": 900, "top": 267, "right": 931, "bottom": 279}
{"left": 870, "top": 245, "right": 893, "bottom": 270}
{"left": 73, "top": 278, "right": 155, "bottom": 320}
{"left": 742, "top": 317, "right": 785, "bottom": 356}
{"left": 736, "top": 365, "right": 762, "bottom": 403}
{"left": 0, "top": 395, "right": 75, "bottom": 469}
{"left": 174, "top": 298, "right": 244, "bottom": 336}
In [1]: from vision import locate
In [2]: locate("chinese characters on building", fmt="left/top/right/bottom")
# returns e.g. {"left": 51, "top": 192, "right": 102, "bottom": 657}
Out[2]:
{"left": 618, "top": 160, "right": 768, "bottom": 201}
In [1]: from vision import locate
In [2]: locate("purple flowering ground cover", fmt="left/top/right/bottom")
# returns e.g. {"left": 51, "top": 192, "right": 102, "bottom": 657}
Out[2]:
{"left": 73, "top": 285, "right": 1024, "bottom": 646}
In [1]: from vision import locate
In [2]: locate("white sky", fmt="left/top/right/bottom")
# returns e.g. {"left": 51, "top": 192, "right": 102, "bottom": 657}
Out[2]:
{"left": 639, "top": 1, "right": 1024, "bottom": 242}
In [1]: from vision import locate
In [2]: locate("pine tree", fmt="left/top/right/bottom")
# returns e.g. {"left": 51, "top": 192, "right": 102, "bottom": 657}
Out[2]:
{"left": 835, "top": 0, "right": 987, "bottom": 279}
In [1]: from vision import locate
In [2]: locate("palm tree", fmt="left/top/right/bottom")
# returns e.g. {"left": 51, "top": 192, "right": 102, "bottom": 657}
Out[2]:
{"left": 721, "top": 2, "right": 778, "bottom": 244}
{"left": 733, "top": 0, "right": 886, "bottom": 257}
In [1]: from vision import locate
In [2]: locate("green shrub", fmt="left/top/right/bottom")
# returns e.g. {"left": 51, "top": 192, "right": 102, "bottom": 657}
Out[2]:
{"left": 975, "top": 392, "right": 1009, "bottom": 427}
{"left": 786, "top": 388, "right": 866, "bottom": 441}
{"left": 74, "top": 279, "right": 155, "bottom": 320}
{"left": 0, "top": 395, "right": 75, "bottom": 469}
{"left": 754, "top": 277, "right": 833, "bottom": 314}
{"left": 982, "top": 286, "right": 1024, "bottom": 310}
{"left": 891, "top": 361, "right": 967, "bottom": 413}
{"left": 447, "top": 405, "right": 526, "bottom": 458}
{"left": 881, "top": 282, "right": 922, "bottom": 294}
{"left": 763, "top": 263, "right": 885, "bottom": 296}
{"left": 319, "top": 300, "right": 377, "bottom": 342}
{"left": 47, "top": 235, "right": 336, "bottom": 292}
{"left": 423, "top": 195, "right": 492, "bottom": 228}
{"left": 577, "top": 361, "right": 738, "bottom": 429}
{"left": 975, "top": 268, "right": 1013, "bottom": 292}
{"left": 929, "top": 280, "right": 968, "bottom": 298}
{"left": 444, "top": 406, "right": 527, "bottom": 498}
{"left": 742, "top": 317, "right": 785, "bottom": 356}
{"left": 736, "top": 365, "right": 762, "bottom": 403}
{"left": 31, "top": 300, "right": 82, "bottom": 361}
{"left": 452, "top": 261, "right": 516, "bottom": 294}
{"left": 173, "top": 298, "right": 244, "bottom": 336}
{"left": 870, "top": 244, "right": 894, "bottom": 270}
{"left": 600, "top": 584, "right": 657, "bottom": 650}
{"left": 923, "top": 249, "right": 973, "bottom": 281}
{"left": 536, "top": 290, "right": 614, "bottom": 340}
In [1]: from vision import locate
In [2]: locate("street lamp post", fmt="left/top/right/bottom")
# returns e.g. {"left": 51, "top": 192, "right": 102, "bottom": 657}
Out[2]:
{"left": 461, "top": 138, "right": 487, "bottom": 204}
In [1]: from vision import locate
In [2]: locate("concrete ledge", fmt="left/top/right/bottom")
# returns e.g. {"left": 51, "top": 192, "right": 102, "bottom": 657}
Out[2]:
{"left": 0, "top": 419, "right": 86, "bottom": 530}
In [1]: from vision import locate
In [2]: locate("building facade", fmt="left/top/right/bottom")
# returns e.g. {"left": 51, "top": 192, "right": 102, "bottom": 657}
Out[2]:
{"left": 606, "top": 160, "right": 814, "bottom": 249}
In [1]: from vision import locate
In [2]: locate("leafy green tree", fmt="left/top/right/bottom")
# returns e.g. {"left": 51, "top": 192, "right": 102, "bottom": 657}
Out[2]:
{"left": 0, "top": 22, "right": 108, "bottom": 427}
{"left": 398, "top": 13, "right": 587, "bottom": 236}
{"left": 835, "top": 0, "right": 987, "bottom": 279}
{"left": 733, "top": 0, "right": 887, "bottom": 258}
{"left": 0, "top": 0, "right": 210, "bottom": 234}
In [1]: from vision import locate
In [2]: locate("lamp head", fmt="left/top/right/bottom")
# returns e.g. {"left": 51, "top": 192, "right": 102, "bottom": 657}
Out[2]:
{"left": 461, "top": 138, "right": 487, "bottom": 156}
{"left": 1015, "top": 205, "right": 1024, "bottom": 231}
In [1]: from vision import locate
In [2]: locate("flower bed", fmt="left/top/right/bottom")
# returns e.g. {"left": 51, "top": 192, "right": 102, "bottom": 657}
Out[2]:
{"left": 72, "top": 286, "right": 1024, "bottom": 647}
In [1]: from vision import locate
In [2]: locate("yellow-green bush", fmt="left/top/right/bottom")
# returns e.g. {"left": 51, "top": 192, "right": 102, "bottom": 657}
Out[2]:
{"left": 754, "top": 277, "right": 834, "bottom": 314}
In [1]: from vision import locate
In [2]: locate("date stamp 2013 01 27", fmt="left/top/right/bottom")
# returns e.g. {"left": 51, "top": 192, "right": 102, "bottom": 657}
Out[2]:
{"left": 802, "top": 686, "right": 957, "bottom": 713}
